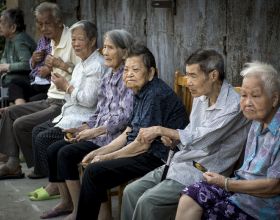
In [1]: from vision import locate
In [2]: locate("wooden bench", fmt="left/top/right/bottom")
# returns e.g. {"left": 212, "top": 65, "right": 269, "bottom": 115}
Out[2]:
{"left": 82, "top": 72, "right": 242, "bottom": 218}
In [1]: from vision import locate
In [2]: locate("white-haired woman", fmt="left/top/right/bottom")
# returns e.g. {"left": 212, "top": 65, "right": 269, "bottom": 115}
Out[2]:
{"left": 28, "top": 20, "right": 108, "bottom": 181}
{"left": 175, "top": 62, "right": 280, "bottom": 220}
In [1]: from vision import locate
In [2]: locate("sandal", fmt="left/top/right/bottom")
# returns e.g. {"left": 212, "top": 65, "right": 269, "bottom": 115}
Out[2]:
{"left": 29, "top": 187, "right": 60, "bottom": 201}
{"left": 0, "top": 164, "right": 24, "bottom": 180}
{"left": 28, "top": 187, "right": 44, "bottom": 197}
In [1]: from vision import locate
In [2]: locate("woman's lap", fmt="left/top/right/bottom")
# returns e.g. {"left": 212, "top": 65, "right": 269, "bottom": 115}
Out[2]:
{"left": 182, "top": 181, "right": 255, "bottom": 220}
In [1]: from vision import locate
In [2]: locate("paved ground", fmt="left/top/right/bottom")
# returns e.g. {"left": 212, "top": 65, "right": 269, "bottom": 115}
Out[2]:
{"left": 0, "top": 163, "right": 118, "bottom": 220}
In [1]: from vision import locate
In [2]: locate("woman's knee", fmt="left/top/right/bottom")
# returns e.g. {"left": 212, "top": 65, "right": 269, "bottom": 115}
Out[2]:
{"left": 57, "top": 144, "right": 79, "bottom": 164}
{"left": 176, "top": 195, "right": 202, "bottom": 215}
{"left": 123, "top": 180, "right": 140, "bottom": 200}
{"left": 13, "top": 117, "right": 26, "bottom": 132}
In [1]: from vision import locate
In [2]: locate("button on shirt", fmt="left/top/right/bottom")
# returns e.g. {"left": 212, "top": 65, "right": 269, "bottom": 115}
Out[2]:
{"left": 52, "top": 49, "right": 109, "bottom": 129}
{"left": 230, "top": 107, "right": 280, "bottom": 219}
{"left": 126, "top": 77, "right": 188, "bottom": 160}
{"left": 167, "top": 81, "right": 251, "bottom": 186}
{"left": 87, "top": 66, "right": 134, "bottom": 147}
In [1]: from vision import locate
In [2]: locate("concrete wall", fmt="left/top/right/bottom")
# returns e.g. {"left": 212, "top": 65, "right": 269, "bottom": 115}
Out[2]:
{"left": 12, "top": 0, "right": 280, "bottom": 86}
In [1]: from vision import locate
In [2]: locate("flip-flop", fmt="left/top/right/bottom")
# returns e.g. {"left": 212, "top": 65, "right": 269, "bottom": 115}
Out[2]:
{"left": 29, "top": 188, "right": 60, "bottom": 201}
{"left": 0, "top": 164, "right": 25, "bottom": 180}
{"left": 40, "top": 209, "right": 72, "bottom": 219}
{"left": 28, "top": 187, "right": 44, "bottom": 197}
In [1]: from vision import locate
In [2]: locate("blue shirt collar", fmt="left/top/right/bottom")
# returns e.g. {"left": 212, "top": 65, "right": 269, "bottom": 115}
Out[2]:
{"left": 255, "top": 107, "right": 280, "bottom": 136}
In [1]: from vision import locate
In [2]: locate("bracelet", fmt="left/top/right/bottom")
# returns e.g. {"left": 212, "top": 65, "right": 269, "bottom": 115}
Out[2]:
{"left": 224, "top": 177, "right": 230, "bottom": 191}
{"left": 65, "top": 84, "right": 71, "bottom": 94}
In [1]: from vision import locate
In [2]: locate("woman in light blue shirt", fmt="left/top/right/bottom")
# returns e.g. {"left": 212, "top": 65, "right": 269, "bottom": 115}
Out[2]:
{"left": 176, "top": 62, "right": 280, "bottom": 220}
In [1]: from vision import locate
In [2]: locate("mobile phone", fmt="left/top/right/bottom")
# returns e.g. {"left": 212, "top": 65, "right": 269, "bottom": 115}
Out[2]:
{"left": 65, "top": 132, "right": 75, "bottom": 140}
{"left": 193, "top": 161, "right": 208, "bottom": 173}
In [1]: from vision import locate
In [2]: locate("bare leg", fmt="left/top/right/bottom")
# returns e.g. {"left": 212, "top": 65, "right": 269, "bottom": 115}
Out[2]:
{"left": 98, "top": 202, "right": 112, "bottom": 220}
{"left": 63, "top": 180, "right": 81, "bottom": 220}
{"left": 175, "top": 195, "right": 203, "bottom": 220}
{"left": 40, "top": 183, "right": 73, "bottom": 219}
{"left": 44, "top": 182, "right": 60, "bottom": 196}
{"left": 53, "top": 182, "right": 73, "bottom": 211}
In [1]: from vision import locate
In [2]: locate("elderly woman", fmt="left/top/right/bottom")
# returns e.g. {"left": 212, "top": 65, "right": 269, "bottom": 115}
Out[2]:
{"left": 0, "top": 8, "right": 36, "bottom": 104}
{"left": 175, "top": 62, "right": 280, "bottom": 220}
{"left": 73, "top": 44, "right": 188, "bottom": 220}
{"left": 38, "top": 29, "right": 134, "bottom": 219}
{"left": 0, "top": 2, "right": 79, "bottom": 180}
{"left": 26, "top": 20, "right": 108, "bottom": 181}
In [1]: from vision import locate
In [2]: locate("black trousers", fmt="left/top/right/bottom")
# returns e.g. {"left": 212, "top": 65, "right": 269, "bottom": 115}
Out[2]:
{"left": 32, "top": 120, "right": 64, "bottom": 176}
{"left": 9, "top": 78, "right": 49, "bottom": 102}
{"left": 76, "top": 152, "right": 164, "bottom": 220}
{"left": 47, "top": 140, "right": 99, "bottom": 182}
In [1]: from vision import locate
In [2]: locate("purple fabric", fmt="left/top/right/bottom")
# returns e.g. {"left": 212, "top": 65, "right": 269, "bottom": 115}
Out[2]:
{"left": 29, "top": 36, "right": 51, "bottom": 81}
{"left": 182, "top": 181, "right": 256, "bottom": 220}
{"left": 86, "top": 66, "right": 134, "bottom": 146}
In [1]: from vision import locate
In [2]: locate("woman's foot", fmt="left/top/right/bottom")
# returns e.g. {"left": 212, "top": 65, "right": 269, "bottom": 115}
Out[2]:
{"left": 40, "top": 202, "right": 73, "bottom": 219}
{"left": 45, "top": 183, "right": 60, "bottom": 196}
{"left": 63, "top": 212, "right": 76, "bottom": 220}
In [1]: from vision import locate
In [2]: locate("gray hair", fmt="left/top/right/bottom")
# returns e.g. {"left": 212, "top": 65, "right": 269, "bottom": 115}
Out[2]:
{"left": 34, "top": 2, "right": 63, "bottom": 24}
{"left": 104, "top": 29, "right": 133, "bottom": 50}
{"left": 185, "top": 49, "right": 225, "bottom": 81}
{"left": 70, "top": 20, "right": 97, "bottom": 43}
{"left": 240, "top": 61, "right": 280, "bottom": 96}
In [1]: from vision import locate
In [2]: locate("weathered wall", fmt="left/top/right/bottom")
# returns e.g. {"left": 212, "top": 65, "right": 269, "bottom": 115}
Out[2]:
{"left": 80, "top": 0, "right": 280, "bottom": 86}
{"left": 12, "top": 0, "right": 280, "bottom": 86}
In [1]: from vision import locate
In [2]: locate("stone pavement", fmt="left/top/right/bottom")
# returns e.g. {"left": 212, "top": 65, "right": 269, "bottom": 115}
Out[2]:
{"left": 0, "top": 163, "right": 118, "bottom": 220}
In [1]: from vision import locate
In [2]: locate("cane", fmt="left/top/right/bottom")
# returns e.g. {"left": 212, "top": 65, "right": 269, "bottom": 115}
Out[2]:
{"left": 161, "top": 139, "right": 180, "bottom": 181}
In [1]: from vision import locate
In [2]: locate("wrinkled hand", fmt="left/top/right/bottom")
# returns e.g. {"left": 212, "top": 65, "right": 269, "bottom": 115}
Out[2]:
{"left": 91, "top": 154, "right": 110, "bottom": 163}
{"left": 45, "top": 55, "right": 65, "bottom": 69}
{"left": 75, "top": 128, "right": 99, "bottom": 142}
{"left": 0, "top": 63, "right": 9, "bottom": 73}
{"left": 51, "top": 72, "right": 68, "bottom": 91}
{"left": 31, "top": 50, "right": 46, "bottom": 65}
{"left": 38, "top": 65, "right": 51, "bottom": 78}
{"left": 82, "top": 150, "right": 98, "bottom": 164}
{"left": 137, "top": 127, "right": 159, "bottom": 144}
{"left": 161, "top": 136, "right": 172, "bottom": 147}
{"left": 63, "top": 124, "right": 89, "bottom": 134}
{"left": 203, "top": 172, "right": 225, "bottom": 188}
{"left": 63, "top": 125, "right": 90, "bottom": 143}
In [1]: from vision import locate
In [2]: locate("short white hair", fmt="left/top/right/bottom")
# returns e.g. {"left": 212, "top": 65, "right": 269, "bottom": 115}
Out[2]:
{"left": 240, "top": 61, "right": 280, "bottom": 97}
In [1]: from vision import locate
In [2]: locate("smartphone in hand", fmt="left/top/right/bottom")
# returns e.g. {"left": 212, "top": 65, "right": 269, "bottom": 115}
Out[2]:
{"left": 193, "top": 161, "right": 208, "bottom": 173}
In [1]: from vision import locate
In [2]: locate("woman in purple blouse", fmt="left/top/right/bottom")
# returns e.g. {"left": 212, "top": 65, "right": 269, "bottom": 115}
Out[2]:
{"left": 175, "top": 62, "right": 280, "bottom": 220}
{"left": 37, "top": 29, "right": 134, "bottom": 219}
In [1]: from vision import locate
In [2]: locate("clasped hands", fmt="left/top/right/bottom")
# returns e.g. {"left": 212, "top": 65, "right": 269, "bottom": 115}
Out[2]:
{"left": 136, "top": 126, "right": 173, "bottom": 147}
{"left": 51, "top": 72, "right": 68, "bottom": 91}
{"left": 63, "top": 126, "right": 99, "bottom": 143}
{"left": 81, "top": 151, "right": 111, "bottom": 165}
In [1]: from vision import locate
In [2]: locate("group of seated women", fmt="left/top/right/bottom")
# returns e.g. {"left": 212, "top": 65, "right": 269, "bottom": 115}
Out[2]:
{"left": 0, "top": 2, "right": 279, "bottom": 220}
